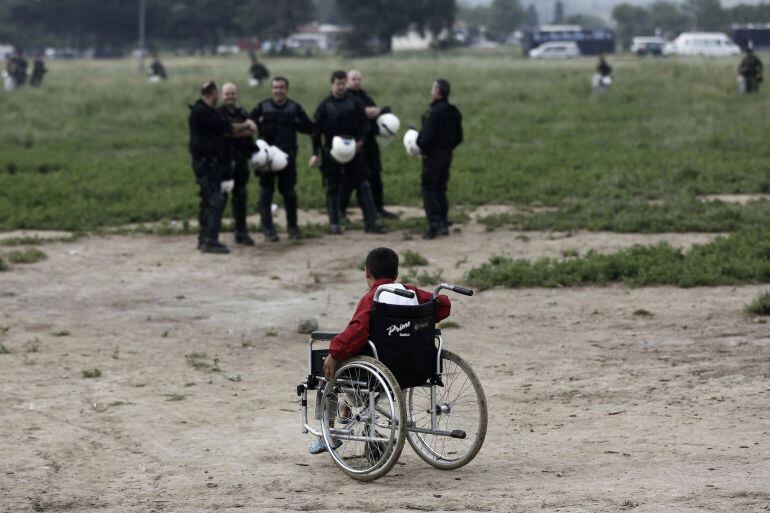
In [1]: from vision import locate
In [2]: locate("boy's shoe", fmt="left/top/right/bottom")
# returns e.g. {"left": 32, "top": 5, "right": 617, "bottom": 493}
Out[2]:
{"left": 308, "top": 436, "right": 342, "bottom": 455}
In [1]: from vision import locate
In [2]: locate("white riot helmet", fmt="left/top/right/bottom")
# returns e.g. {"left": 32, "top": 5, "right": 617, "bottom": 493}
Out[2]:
{"left": 403, "top": 128, "right": 421, "bottom": 157}
{"left": 266, "top": 145, "right": 289, "bottom": 172}
{"left": 376, "top": 113, "right": 400, "bottom": 138}
{"left": 600, "top": 75, "right": 612, "bottom": 87}
{"left": 330, "top": 136, "right": 356, "bottom": 164}
{"left": 250, "top": 139, "right": 270, "bottom": 170}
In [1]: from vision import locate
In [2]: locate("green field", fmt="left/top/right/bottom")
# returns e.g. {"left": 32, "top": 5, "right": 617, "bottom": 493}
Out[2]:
{"left": 2, "top": 51, "right": 770, "bottom": 288}
{"left": 2, "top": 51, "right": 770, "bottom": 231}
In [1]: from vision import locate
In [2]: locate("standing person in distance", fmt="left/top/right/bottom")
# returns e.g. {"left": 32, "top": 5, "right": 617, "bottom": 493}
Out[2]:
{"left": 416, "top": 79, "right": 463, "bottom": 240}
{"left": 250, "top": 76, "right": 314, "bottom": 241}
{"left": 738, "top": 47, "right": 763, "bottom": 94}
{"left": 149, "top": 52, "right": 167, "bottom": 81}
{"left": 342, "top": 69, "right": 398, "bottom": 221}
{"left": 310, "top": 70, "right": 385, "bottom": 235}
{"left": 219, "top": 83, "right": 257, "bottom": 246}
{"left": 29, "top": 52, "right": 46, "bottom": 88}
{"left": 248, "top": 52, "right": 269, "bottom": 85}
{"left": 7, "top": 48, "right": 28, "bottom": 88}
{"left": 188, "top": 81, "right": 256, "bottom": 254}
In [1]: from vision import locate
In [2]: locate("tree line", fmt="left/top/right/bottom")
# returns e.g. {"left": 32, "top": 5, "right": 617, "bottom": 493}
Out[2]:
{"left": 0, "top": 0, "right": 456, "bottom": 55}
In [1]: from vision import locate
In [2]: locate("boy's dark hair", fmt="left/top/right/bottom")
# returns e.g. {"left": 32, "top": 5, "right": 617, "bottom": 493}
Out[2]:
{"left": 365, "top": 247, "right": 399, "bottom": 280}
{"left": 273, "top": 76, "right": 289, "bottom": 89}
{"left": 201, "top": 80, "right": 218, "bottom": 96}
{"left": 330, "top": 70, "right": 347, "bottom": 83}
{"left": 435, "top": 78, "right": 451, "bottom": 99}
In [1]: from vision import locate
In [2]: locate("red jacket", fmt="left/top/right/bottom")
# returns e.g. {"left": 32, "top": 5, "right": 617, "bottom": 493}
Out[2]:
{"left": 329, "top": 278, "right": 451, "bottom": 361}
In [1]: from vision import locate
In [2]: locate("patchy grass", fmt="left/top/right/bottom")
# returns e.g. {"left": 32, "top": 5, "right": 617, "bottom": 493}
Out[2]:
{"left": 0, "top": 234, "right": 79, "bottom": 246}
{"left": 7, "top": 248, "right": 47, "bottom": 264}
{"left": 81, "top": 368, "right": 102, "bottom": 378}
{"left": 402, "top": 250, "right": 429, "bottom": 267}
{"left": 52, "top": 330, "right": 70, "bottom": 337}
{"left": 467, "top": 229, "right": 770, "bottom": 289}
{"left": 746, "top": 291, "right": 770, "bottom": 316}
{"left": 0, "top": 255, "right": 7, "bottom": 271}
{"left": 633, "top": 309, "right": 654, "bottom": 317}
{"left": 438, "top": 320, "right": 461, "bottom": 329}
{"left": 0, "top": 344, "right": 10, "bottom": 354}
{"left": 24, "top": 338, "right": 41, "bottom": 352}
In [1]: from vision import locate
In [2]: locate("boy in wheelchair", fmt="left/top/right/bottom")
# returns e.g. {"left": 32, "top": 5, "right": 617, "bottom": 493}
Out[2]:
{"left": 309, "top": 247, "right": 452, "bottom": 454}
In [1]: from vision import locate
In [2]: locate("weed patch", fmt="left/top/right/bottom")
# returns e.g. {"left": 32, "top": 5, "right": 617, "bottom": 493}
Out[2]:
{"left": 82, "top": 368, "right": 102, "bottom": 378}
{"left": 467, "top": 229, "right": 770, "bottom": 289}
{"left": 746, "top": 291, "right": 770, "bottom": 315}
{"left": 402, "top": 250, "right": 429, "bottom": 267}
{"left": 7, "top": 248, "right": 47, "bottom": 264}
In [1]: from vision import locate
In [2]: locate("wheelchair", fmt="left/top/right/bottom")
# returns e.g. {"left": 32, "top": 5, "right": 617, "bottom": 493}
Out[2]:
{"left": 296, "top": 283, "right": 488, "bottom": 481}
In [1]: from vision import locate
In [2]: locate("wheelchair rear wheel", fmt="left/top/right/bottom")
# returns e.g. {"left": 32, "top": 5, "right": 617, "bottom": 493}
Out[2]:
{"left": 321, "top": 356, "right": 406, "bottom": 481}
{"left": 406, "top": 350, "right": 487, "bottom": 470}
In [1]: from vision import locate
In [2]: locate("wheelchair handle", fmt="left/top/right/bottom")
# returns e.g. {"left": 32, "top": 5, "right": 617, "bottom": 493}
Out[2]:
{"left": 374, "top": 286, "right": 416, "bottom": 302}
{"left": 433, "top": 283, "right": 474, "bottom": 299}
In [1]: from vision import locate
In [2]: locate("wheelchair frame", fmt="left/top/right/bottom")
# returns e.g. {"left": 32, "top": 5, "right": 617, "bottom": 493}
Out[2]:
{"left": 296, "top": 283, "right": 485, "bottom": 480}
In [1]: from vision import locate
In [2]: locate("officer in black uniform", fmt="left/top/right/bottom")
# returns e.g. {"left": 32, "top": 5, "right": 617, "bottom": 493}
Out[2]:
{"left": 7, "top": 48, "right": 28, "bottom": 88}
{"left": 250, "top": 76, "right": 314, "bottom": 241}
{"left": 219, "top": 82, "right": 257, "bottom": 245}
{"left": 416, "top": 79, "right": 463, "bottom": 240}
{"left": 597, "top": 52, "right": 612, "bottom": 78}
{"left": 342, "top": 69, "right": 397, "bottom": 221}
{"left": 739, "top": 48, "right": 763, "bottom": 93}
{"left": 30, "top": 52, "right": 46, "bottom": 88}
{"left": 149, "top": 53, "right": 167, "bottom": 81}
{"left": 188, "top": 81, "right": 256, "bottom": 254}
{"left": 249, "top": 53, "right": 269, "bottom": 84}
{"left": 310, "top": 70, "right": 385, "bottom": 235}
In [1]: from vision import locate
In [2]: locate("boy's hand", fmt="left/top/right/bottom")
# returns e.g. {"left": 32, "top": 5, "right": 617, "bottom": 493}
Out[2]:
{"left": 323, "top": 355, "right": 337, "bottom": 381}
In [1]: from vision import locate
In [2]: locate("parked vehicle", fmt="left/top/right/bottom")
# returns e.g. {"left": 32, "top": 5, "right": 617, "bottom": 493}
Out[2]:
{"left": 529, "top": 41, "right": 581, "bottom": 59}
{"left": 631, "top": 36, "right": 666, "bottom": 56}
{"left": 663, "top": 32, "right": 741, "bottom": 56}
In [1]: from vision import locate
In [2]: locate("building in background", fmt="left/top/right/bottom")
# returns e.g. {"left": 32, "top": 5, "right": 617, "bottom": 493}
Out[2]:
{"left": 287, "top": 23, "right": 349, "bottom": 52}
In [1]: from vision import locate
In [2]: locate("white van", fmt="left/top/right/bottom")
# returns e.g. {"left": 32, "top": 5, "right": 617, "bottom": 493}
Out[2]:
{"left": 529, "top": 41, "right": 581, "bottom": 59}
{"left": 663, "top": 32, "right": 741, "bottom": 56}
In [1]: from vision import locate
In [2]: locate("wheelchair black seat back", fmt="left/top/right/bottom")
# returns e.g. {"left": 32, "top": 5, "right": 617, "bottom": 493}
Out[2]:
{"left": 368, "top": 299, "right": 439, "bottom": 389}
{"left": 309, "top": 299, "right": 440, "bottom": 389}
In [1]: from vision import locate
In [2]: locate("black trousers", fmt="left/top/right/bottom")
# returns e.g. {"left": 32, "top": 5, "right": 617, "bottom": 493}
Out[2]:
{"left": 230, "top": 157, "right": 250, "bottom": 234}
{"left": 321, "top": 152, "right": 378, "bottom": 227}
{"left": 421, "top": 151, "right": 452, "bottom": 231}
{"left": 744, "top": 75, "right": 760, "bottom": 93}
{"left": 341, "top": 143, "right": 384, "bottom": 213}
{"left": 193, "top": 158, "right": 228, "bottom": 244}
{"left": 259, "top": 154, "right": 298, "bottom": 231}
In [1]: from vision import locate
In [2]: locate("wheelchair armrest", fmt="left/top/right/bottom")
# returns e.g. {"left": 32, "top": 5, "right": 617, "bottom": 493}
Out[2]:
{"left": 310, "top": 331, "right": 338, "bottom": 341}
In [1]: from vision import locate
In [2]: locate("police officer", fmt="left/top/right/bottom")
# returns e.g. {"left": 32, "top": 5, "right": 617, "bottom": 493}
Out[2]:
{"left": 342, "top": 69, "right": 397, "bottom": 220}
{"left": 248, "top": 53, "right": 269, "bottom": 85}
{"left": 149, "top": 53, "right": 167, "bottom": 81}
{"left": 7, "top": 48, "right": 27, "bottom": 88}
{"left": 30, "top": 52, "right": 46, "bottom": 88}
{"left": 188, "top": 81, "right": 256, "bottom": 254}
{"left": 310, "top": 70, "right": 385, "bottom": 235}
{"left": 597, "top": 52, "right": 612, "bottom": 78}
{"left": 250, "top": 76, "right": 314, "bottom": 241}
{"left": 219, "top": 83, "right": 256, "bottom": 245}
{"left": 416, "top": 79, "right": 463, "bottom": 240}
{"left": 739, "top": 48, "right": 763, "bottom": 93}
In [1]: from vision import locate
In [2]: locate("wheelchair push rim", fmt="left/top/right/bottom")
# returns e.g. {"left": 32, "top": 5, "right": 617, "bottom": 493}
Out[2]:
{"left": 406, "top": 350, "right": 488, "bottom": 470}
{"left": 321, "top": 356, "right": 406, "bottom": 481}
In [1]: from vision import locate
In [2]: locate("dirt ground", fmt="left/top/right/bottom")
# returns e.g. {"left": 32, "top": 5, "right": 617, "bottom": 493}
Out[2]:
{"left": 1, "top": 208, "right": 768, "bottom": 513}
